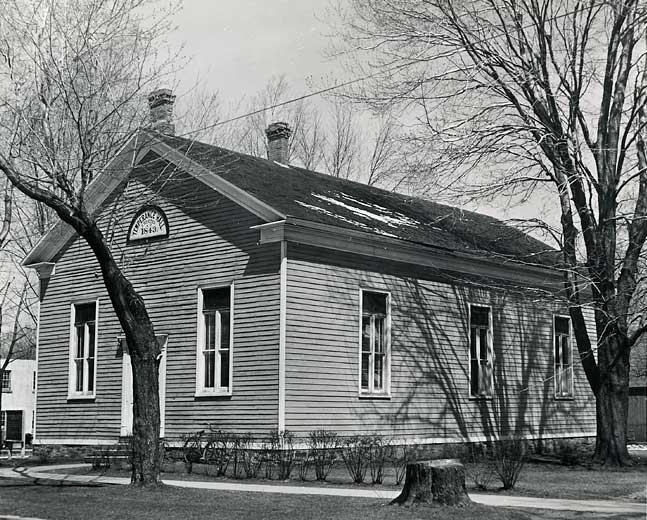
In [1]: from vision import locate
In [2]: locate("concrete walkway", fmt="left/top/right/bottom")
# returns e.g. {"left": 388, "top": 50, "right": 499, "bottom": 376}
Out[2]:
{"left": 0, "top": 464, "right": 644, "bottom": 516}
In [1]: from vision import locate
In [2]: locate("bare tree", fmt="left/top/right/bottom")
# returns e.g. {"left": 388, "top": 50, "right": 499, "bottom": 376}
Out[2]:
{"left": 0, "top": 0, "right": 179, "bottom": 485}
{"left": 323, "top": 99, "right": 360, "bottom": 179}
{"left": 336, "top": 0, "right": 647, "bottom": 465}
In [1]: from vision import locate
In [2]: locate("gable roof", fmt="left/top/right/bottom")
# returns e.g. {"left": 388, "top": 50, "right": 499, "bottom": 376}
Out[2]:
{"left": 23, "top": 130, "right": 559, "bottom": 270}
{"left": 155, "top": 134, "right": 559, "bottom": 267}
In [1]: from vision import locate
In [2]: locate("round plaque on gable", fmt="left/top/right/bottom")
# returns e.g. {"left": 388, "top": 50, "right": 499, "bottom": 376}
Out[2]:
{"left": 128, "top": 206, "right": 169, "bottom": 241}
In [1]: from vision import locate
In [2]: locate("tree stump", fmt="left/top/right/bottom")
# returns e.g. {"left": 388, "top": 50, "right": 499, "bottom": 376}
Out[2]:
{"left": 390, "top": 459, "right": 471, "bottom": 506}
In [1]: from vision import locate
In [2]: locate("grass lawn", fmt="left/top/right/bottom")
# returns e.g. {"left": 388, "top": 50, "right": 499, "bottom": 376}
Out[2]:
{"left": 0, "top": 478, "right": 641, "bottom": 520}
{"left": 61, "top": 458, "right": 647, "bottom": 502}
{"left": 464, "top": 461, "right": 647, "bottom": 501}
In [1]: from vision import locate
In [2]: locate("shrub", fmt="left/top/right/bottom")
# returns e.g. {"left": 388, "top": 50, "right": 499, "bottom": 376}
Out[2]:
{"left": 368, "top": 435, "right": 392, "bottom": 485}
{"left": 181, "top": 430, "right": 205, "bottom": 464}
{"left": 203, "top": 429, "right": 234, "bottom": 476}
{"left": 269, "top": 430, "right": 296, "bottom": 480}
{"left": 393, "top": 444, "right": 416, "bottom": 486}
{"left": 492, "top": 439, "right": 526, "bottom": 490}
{"left": 296, "top": 449, "right": 311, "bottom": 481}
{"left": 308, "top": 429, "right": 339, "bottom": 481}
{"left": 466, "top": 442, "right": 495, "bottom": 490}
{"left": 340, "top": 436, "right": 371, "bottom": 484}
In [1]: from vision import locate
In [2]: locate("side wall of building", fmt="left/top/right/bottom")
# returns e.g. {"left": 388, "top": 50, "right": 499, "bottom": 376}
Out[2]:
{"left": 1, "top": 359, "right": 36, "bottom": 441}
{"left": 36, "top": 163, "right": 281, "bottom": 444}
{"left": 284, "top": 243, "right": 597, "bottom": 443}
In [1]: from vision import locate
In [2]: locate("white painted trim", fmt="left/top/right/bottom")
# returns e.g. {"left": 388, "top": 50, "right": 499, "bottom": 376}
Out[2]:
{"left": 195, "top": 283, "right": 234, "bottom": 396}
{"left": 553, "top": 314, "right": 575, "bottom": 399}
{"left": 33, "top": 438, "right": 118, "bottom": 446}
{"left": 67, "top": 299, "right": 99, "bottom": 400}
{"left": 278, "top": 241, "right": 287, "bottom": 433}
{"left": 119, "top": 335, "right": 168, "bottom": 437}
{"left": 161, "top": 430, "right": 597, "bottom": 451}
{"left": 259, "top": 218, "right": 563, "bottom": 289}
{"left": 33, "top": 298, "right": 41, "bottom": 442}
{"left": 358, "top": 288, "right": 392, "bottom": 398}
{"left": 467, "top": 302, "right": 494, "bottom": 400}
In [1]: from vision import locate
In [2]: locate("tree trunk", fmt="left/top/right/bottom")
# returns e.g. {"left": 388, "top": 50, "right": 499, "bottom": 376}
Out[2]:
{"left": 593, "top": 328, "right": 632, "bottom": 465}
{"left": 391, "top": 459, "right": 471, "bottom": 506}
{"left": 84, "top": 225, "right": 162, "bottom": 486}
{"left": 130, "top": 344, "right": 162, "bottom": 485}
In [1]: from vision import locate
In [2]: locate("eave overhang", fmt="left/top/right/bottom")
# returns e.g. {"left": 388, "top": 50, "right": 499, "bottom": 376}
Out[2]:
{"left": 254, "top": 217, "right": 563, "bottom": 290}
{"left": 22, "top": 130, "right": 285, "bottom": 268}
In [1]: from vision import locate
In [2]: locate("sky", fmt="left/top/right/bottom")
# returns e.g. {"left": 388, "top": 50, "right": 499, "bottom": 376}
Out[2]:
{"left": 172, "top": 0, "right": 339, "bottom": 103}
{"left": 163, "top": 1, "right": 554, "bottom": 228}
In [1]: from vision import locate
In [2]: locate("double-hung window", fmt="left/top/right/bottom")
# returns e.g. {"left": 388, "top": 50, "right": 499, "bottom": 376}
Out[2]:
{"left": 1, "top": 371, "right": 10, "bottom": 392}
{"left": 69, "top": 301, "right": 98, "bottom": 398}
{"left": 469, "top": 305, "right": 493, "bottom": 398}
{"left": 360, "top": 290, "right": 390, "bottom": 396}
{"left": 554, "top": 315, "right": 573, "bottom": 398}
{"left": 197, "top": 286, "right": 232, "bottom": 395}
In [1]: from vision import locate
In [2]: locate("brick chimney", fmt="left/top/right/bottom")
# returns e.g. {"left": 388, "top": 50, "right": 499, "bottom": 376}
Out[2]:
{"left": 265, "top": 122, "right": 292, "bottom": 164}
{"left": 148, "top": 88, "right": 176, "bottom": 135}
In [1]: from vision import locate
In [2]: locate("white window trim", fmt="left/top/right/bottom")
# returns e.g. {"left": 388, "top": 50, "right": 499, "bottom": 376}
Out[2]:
{"left": 67, "top": 299, "right": 99, "bottom": 400}
{"left": 358, "top": 288, "right": 392, "bottom": 398}
{"left": 553, "top": 314, "right": 575, "bottom": 400}
{"left": 467, "top": 303, "right": 494, "bottom": 399}
{"left": 195, "top": 283, "right": 234, "bottom": 397}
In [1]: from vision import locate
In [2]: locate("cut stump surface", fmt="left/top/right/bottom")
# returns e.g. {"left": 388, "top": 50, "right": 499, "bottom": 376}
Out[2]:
{"left": 390, "top": 459, "right": 471, "bottom": 507}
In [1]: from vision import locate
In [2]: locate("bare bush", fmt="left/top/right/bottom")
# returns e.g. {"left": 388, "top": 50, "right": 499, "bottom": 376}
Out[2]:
{"left": 308, "top": 430, "right": 339, "bottom": 481}
{"left": 492, "top": 440, "right": 526, "bottom": 490}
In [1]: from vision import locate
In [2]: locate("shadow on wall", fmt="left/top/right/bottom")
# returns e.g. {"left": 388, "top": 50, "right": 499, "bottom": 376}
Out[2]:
{"left": 364, "top": 276, "right": 590, "bottom": 443}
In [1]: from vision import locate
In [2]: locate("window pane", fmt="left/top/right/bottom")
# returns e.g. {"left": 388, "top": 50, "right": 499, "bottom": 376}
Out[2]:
{"left": 564, "top": 366, "right": 572, "bottom": 395}
{"left": 374, "top": 353, "right": 384, "bottom": 390}
{"left": 470, "top": 359, "right": 479, "bottom": 395}
{"left": 561, "top": 336, "right": 570, "bottom": 366}
{"left": 75, "top": 303, "right": 96, "bottom": 325}
{"left": 203, "top": 288, "right": 230, "bottom": 311}
{"left": 471, "top": 306, "right": 489, "bottom": 327}
{"left": 363, "top": 291, "right": 386, "bottom": 315}
{"left": 75, "top": 360, "right": 84, "bottom": 392}
{"left": 87, "top": 323, "right": 96, "bottom": 358}
{"left": 361, "top": 353, "right": 370, "bottom": 389}
{"left": 220, "top": 310, "right": 230, "bottom": 350}
{"left": 479, "top": 329, "right": 488, "bottom": 361}
{"left": 554, "top": 335, "right": 561, "bottom": 364}
{"left": 555, "top": 316, "right": 570, "bottom": 335}
{"left": 374, "top": 317, "right": 385, "bottom": 354}
{"left": 362, "top": 316, "right": 371, "bottom": 352}
{"left": 87, "top": 359, "right": 94, "bottom": 392}
{"left": 204, "top": 351, "right": 215, "bottom": 388}
{"left": 204, "top": 313, "right": 216, "bottom": 351}
{"left": 220, "top": 350, "right": 230, "bottom": 388}
{"left": 470, "top": 328, "right": 477, "bottom": 359}
{"left": 76, "top": 325, "right": 85, "bottom": 358}
{"left": 481, "top": 361, "right": 492, "bottom": 395}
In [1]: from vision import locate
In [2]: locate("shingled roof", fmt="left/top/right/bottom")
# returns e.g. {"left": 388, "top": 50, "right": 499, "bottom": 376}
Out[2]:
{"left": 156, "top": 134, "right": 559, "bottom": 267}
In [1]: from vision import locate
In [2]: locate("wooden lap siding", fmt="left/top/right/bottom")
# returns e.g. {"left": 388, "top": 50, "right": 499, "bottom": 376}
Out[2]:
{"left": 36, "top": 169, "right": 280, "bottom": 443}
{"left": 284, "top": 244, "right": 596, "bottom": 442}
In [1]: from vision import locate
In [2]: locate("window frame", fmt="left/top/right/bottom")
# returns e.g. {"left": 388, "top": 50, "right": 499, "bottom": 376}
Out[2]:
{"left": 1, "top": 370, "right": 11, "bottom": 392}
{"left": 67, "top": 299, "right": 99, "bottom": 400}
{"left": 553, "top": 314, "right": 575, "bottom": 400}
{"left": 358, "top": 288, "right": 392, "bottom": 399}
{"left": 195, "top": 284, "right": 234, "bottom": 397}
{"left": 468, "top": 303, "right": 494, "bottom": 399}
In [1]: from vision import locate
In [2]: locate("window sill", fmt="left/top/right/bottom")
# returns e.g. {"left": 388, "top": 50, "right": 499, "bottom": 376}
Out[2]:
{"left": 469, "top": 395, "right": 493, "bottom": 401}
{"left": 1, "top": 390, "right": 12, "bottom": 393}
{"left": 554, "top": 395, "right": 575, "bottom": 401}
{"left": 67, "top": 394, "right": 96, "bottom": 401}
{"left": 195, "top": 390, "right": 232, "bottom": 399}
{"left": 359, "top": 392, "right": 391, "bottom": 400}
